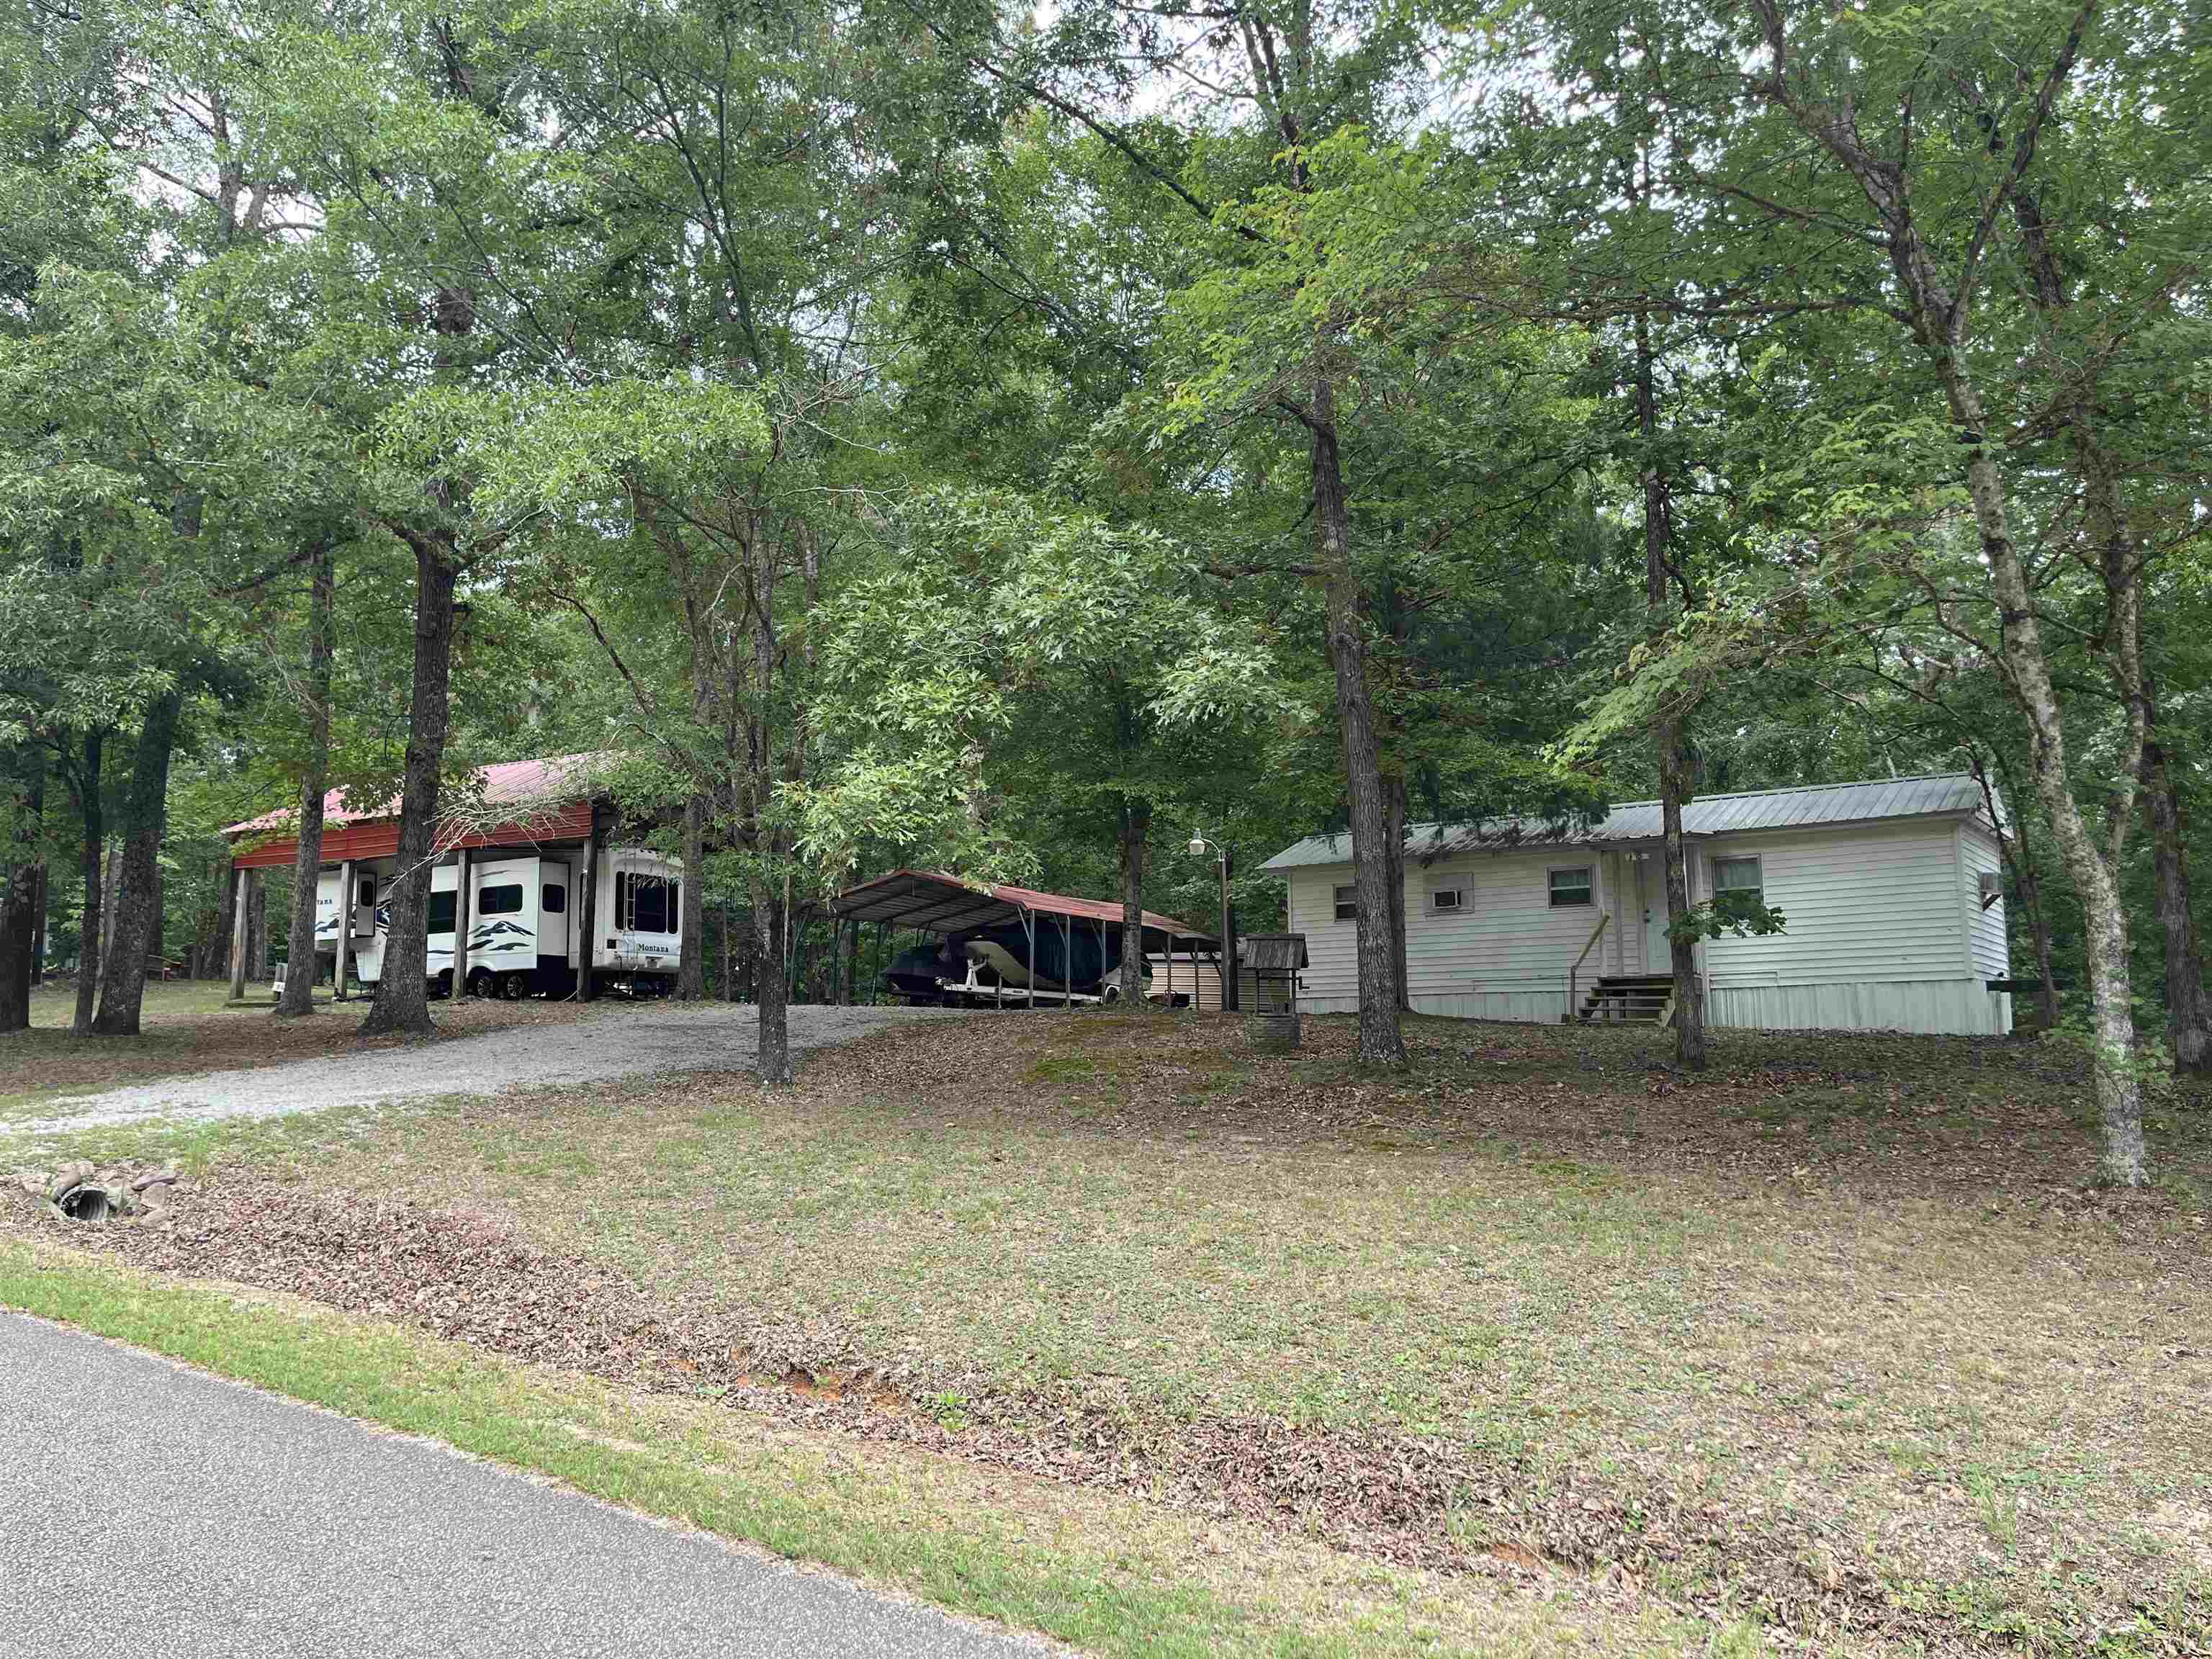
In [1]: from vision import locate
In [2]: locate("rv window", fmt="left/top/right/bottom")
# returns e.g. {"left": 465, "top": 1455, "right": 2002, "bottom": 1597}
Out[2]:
{"left": 626, "top": 874, "right": 670, "bottom": 933}
{"left": 427, "top": 891, "right": 457, "bottom": 934}
{"left": 1713, "top": 855, "right": 1764, "bottom": 920}
{"left": 541, "top": 884, "right": 566, "bottom": 914}
{"left": 1547, "top": 867, "right": 1593, "bottom": 907}
{"left": 1333, "top": 884, "right": 1356, "bottom": 922}
{"left": 357, "top": 875, "right": 376, "bottom": 907}
{"left": 479, "top": 883, "right": 524, "bottom": 917}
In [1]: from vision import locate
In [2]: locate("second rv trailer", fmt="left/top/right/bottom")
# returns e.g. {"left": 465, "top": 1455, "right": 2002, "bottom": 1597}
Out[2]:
{"left": 312, "top": 848, "right": 682, "bottom": 997}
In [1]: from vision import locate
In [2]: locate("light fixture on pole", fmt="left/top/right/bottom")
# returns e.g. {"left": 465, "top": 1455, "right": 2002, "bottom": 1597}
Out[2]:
{"left": 1186, "top": 830, "right": 1237, "bottom": 1012}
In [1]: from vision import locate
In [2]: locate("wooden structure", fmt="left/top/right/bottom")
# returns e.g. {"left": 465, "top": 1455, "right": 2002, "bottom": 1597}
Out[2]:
{"left": 1243, "top": 933, "right": 1308, "bottom": 1051}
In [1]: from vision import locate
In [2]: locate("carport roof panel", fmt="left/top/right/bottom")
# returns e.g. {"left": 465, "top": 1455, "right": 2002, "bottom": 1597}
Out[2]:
{"left": 830, "top": 869, "right": 1215, "bottom": 943}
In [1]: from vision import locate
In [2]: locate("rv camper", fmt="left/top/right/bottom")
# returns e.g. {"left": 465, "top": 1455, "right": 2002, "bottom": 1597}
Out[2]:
{"left": 312, "top": 848, "right": 683, "bottom": 998}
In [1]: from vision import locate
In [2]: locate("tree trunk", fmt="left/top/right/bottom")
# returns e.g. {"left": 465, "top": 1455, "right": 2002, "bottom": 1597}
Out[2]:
{"left": 753, "top": 875, "right": 789, "bottom": 1082}
{"left": 248, "top": 875, "right": 267, "bottom": 980}
{"left": 92, "top": 689, "right": 181, "bottom": 1036}
{"left": 1120, "top": 797, "right": 1151, "bottom": 1003}
{"left": 676, "top": 793, "right": 707, "bottom": 999}
{"left": 98, "top": 834, "right": 122, "bottom": 978}
{"left": 0, "top": 754, "right": 44, "bottom": 1034}
{"left": 1633, "top": 307, "right": 1707, "bottom": 1070}
{"left": 1383, "top": 773, "right": 1410, "bottom": 1012}
{"left": 1312, "top": 372, "right": 1408, "bottom": 1069}
{"left": 1953, "top": 382, "right": 2144, "bottom": 1182}
{"left": 278, "top": 543, "right": 335, "bottom": 1017}
{"left": 30, "top": 863, "right": 47, "bottom": 987}
{"left": 359, "top": 534, "right": 457, "bottom": 1036}
{"left": 72, "top": 731, "right": 102, "bottom": 1035}
{"left": 2143, "top": 730, "right": 2210, "bottom": 1071}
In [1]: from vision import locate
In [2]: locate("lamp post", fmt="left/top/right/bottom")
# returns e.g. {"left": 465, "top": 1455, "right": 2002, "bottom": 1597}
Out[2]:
{"left": 1186, "top": 830, "right": 1237, "bottom": 1012}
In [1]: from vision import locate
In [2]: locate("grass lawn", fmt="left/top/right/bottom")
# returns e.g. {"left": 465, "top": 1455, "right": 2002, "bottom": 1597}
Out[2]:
{"left": 0, "top": 978, "right": 587, "bottom": 1118}
{"left": 5, "top": 1010, "right": 2208, "bottom": 1654}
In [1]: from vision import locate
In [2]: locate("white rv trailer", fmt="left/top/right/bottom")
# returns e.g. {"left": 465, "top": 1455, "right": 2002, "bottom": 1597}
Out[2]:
{"left": 310, "top": 847, "right": 683, "bottom": 998}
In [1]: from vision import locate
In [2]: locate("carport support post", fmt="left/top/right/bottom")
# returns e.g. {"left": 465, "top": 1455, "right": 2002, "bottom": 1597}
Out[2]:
{"left": 575, "top": 822, "right": 600, "bottom": 1003}
{"left": 1097, "top": 918, "right": 1105, "bottom": 1003}
{"left": 1025, "top": 912, "right": 1035, "bottom": 1009}
{"left": 873, "top": 921, "right": 884, "bottom": 1005}
{"left": 1061, "top": 915, "right": 1072, "bottom": 1012}
{"left": 334, "top": 859, "right": 354, "bottom": 1001}
{"left": 452, "top": 848, "right": 472, "bottom": 997}
{"left": 226, "top": 866, "right": 251, "bottom": 1001}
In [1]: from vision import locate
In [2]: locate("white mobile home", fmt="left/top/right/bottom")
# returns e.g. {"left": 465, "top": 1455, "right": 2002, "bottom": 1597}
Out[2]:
{"left": 1262, "top": 775, "right": 2013, "bottom": 1035}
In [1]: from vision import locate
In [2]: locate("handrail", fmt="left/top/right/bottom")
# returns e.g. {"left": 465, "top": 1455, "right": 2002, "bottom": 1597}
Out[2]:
{"left": 1567, "top": 912, "right": 1611, "bottom": 1022}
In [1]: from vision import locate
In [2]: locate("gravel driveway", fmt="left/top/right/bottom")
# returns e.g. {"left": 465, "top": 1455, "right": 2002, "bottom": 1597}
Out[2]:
{"left": 12, "top": 1004, "right": 941, "bottom": 1138}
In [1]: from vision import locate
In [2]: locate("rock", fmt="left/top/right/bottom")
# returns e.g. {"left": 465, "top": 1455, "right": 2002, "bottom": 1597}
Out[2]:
{"left": 130, "top": 1167, "right": 180, "bottom": 1194}
{"left": 135, "top": 1183, "right": 173, "bottom": 1215}
{"left": 44, "top": 1161, "right": 95, "bottom": 1204}
{"left": 15, "top": 1171, "right": 45, "bottom": 1196}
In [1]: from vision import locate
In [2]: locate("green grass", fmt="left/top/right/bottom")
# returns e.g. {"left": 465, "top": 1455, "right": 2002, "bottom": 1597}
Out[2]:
{"left": 0, "top": 1235, "right": 1703, "bottom": 1659}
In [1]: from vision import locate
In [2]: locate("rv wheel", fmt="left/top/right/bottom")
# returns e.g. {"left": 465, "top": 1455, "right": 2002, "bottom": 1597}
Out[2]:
{"left": 466, "top": 968, "right": 493, "bottom": 999}
{"left": 500, "top": 972, "right": 528, "bottom": 1001}
{"left": 1100, "top": 984, "right": 1120, "bottom": 1005}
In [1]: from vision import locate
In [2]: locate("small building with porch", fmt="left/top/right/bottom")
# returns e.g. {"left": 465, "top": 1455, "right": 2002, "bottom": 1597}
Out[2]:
{"left": 1260, "top": 774, "right": 2013, "bottom": 1035}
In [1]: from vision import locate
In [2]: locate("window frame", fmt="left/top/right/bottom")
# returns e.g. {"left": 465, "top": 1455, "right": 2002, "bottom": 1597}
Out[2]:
{"left": 1427, "top": 882, "right": 1466, "bottom": 914}
{"left": 427, "top": 890, "right": 457, "bottom": 935}
{"left": 1712, "top": 854, "right": 1764, "bottom": 919}
{"left": 1331, "top": 884, "right": 1357, "bottom": 923}
{"left": 477, "top": 882, "right": 525, "bottom": 918}
{"left": 1546, "top": 864, "right": 1595, "bottom": 909}
{"left": 541, "top": 884, "right": 567, "bottom": 915}
{"left": 618, "top": 870, "right": 678, "bottom": 934}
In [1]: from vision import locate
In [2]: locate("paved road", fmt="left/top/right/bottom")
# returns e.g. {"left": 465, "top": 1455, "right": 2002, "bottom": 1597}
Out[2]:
{"left": 12, "top": 1004, "right": 943, "bottom": 1138}
{"left": 0, "top": 1313, "right": 1053, "bottom": 1658}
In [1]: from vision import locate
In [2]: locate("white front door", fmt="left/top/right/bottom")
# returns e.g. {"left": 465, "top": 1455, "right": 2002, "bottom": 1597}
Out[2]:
{"left": 1642, "top": 858, "right": 1671, "bottom": 970}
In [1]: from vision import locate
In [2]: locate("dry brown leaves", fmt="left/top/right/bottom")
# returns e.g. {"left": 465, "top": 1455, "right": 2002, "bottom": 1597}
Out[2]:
{"left": 0, "top": 1173, "right": 2067, "bottom": 1653}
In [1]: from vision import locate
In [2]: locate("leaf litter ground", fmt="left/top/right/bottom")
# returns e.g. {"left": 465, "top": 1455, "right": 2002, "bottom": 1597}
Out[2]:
{"left": 6, "top": 1010, "right": 2207, "bottom": 1655}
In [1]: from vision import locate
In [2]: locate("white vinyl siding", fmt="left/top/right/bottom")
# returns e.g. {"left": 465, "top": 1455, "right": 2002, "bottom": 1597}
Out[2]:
{"left": 1961, "top": 824, "right": 2011, "bottom": 979}
{"left": 1700, "top": 821, "right": 1968, "bottom": 986}
{"left": 1290, "top": 849, "right": 1609, "bottom": 1018}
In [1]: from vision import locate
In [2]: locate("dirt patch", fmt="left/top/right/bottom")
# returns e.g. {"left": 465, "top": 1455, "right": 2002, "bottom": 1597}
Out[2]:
{"left": 6, "top": 1174, "right": 2127, "bottom": 1653}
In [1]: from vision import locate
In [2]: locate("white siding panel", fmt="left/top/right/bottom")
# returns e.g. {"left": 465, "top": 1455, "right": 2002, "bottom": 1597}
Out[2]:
{"left": 1287, "top": 871, "right": 1359, "bottom": 1006}
{"left": 1700, "top": 822, "right": 1967, "bottom": 988}
{"left": 1961, "top": 827, "right": 2011, "bottom": 979}
{"left": 1708, "top": 977, "right": 2008, "bottom": 1035}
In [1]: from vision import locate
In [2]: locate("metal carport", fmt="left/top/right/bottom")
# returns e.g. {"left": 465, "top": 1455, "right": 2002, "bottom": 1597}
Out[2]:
{"left": 827, "top": 869, "right": 1219, "bottom": 1009}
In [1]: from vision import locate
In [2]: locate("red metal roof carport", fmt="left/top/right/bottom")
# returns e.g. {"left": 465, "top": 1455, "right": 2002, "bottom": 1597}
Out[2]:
{"left": 827, "top": 869, "right": 1219, "bottom": 1008}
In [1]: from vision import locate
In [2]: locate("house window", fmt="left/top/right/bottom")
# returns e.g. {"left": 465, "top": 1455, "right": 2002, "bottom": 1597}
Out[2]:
{"left": 1713, "top": 855, "right": 1763, "bottom": 920}
{"left": 428, "top": 891, "right": 457, "bottom": 934}
{"left": 478, "top": 883, "right": 524, "bottom": 917}
{"left": 1547, "top": 866, "right": 1593, "bottom": 907}
{"left": 1429, "top": 884, "right": 1465, "bottom": 913}
{"left": 1333, "top": 884, "right": 1357, "bottom": 922}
